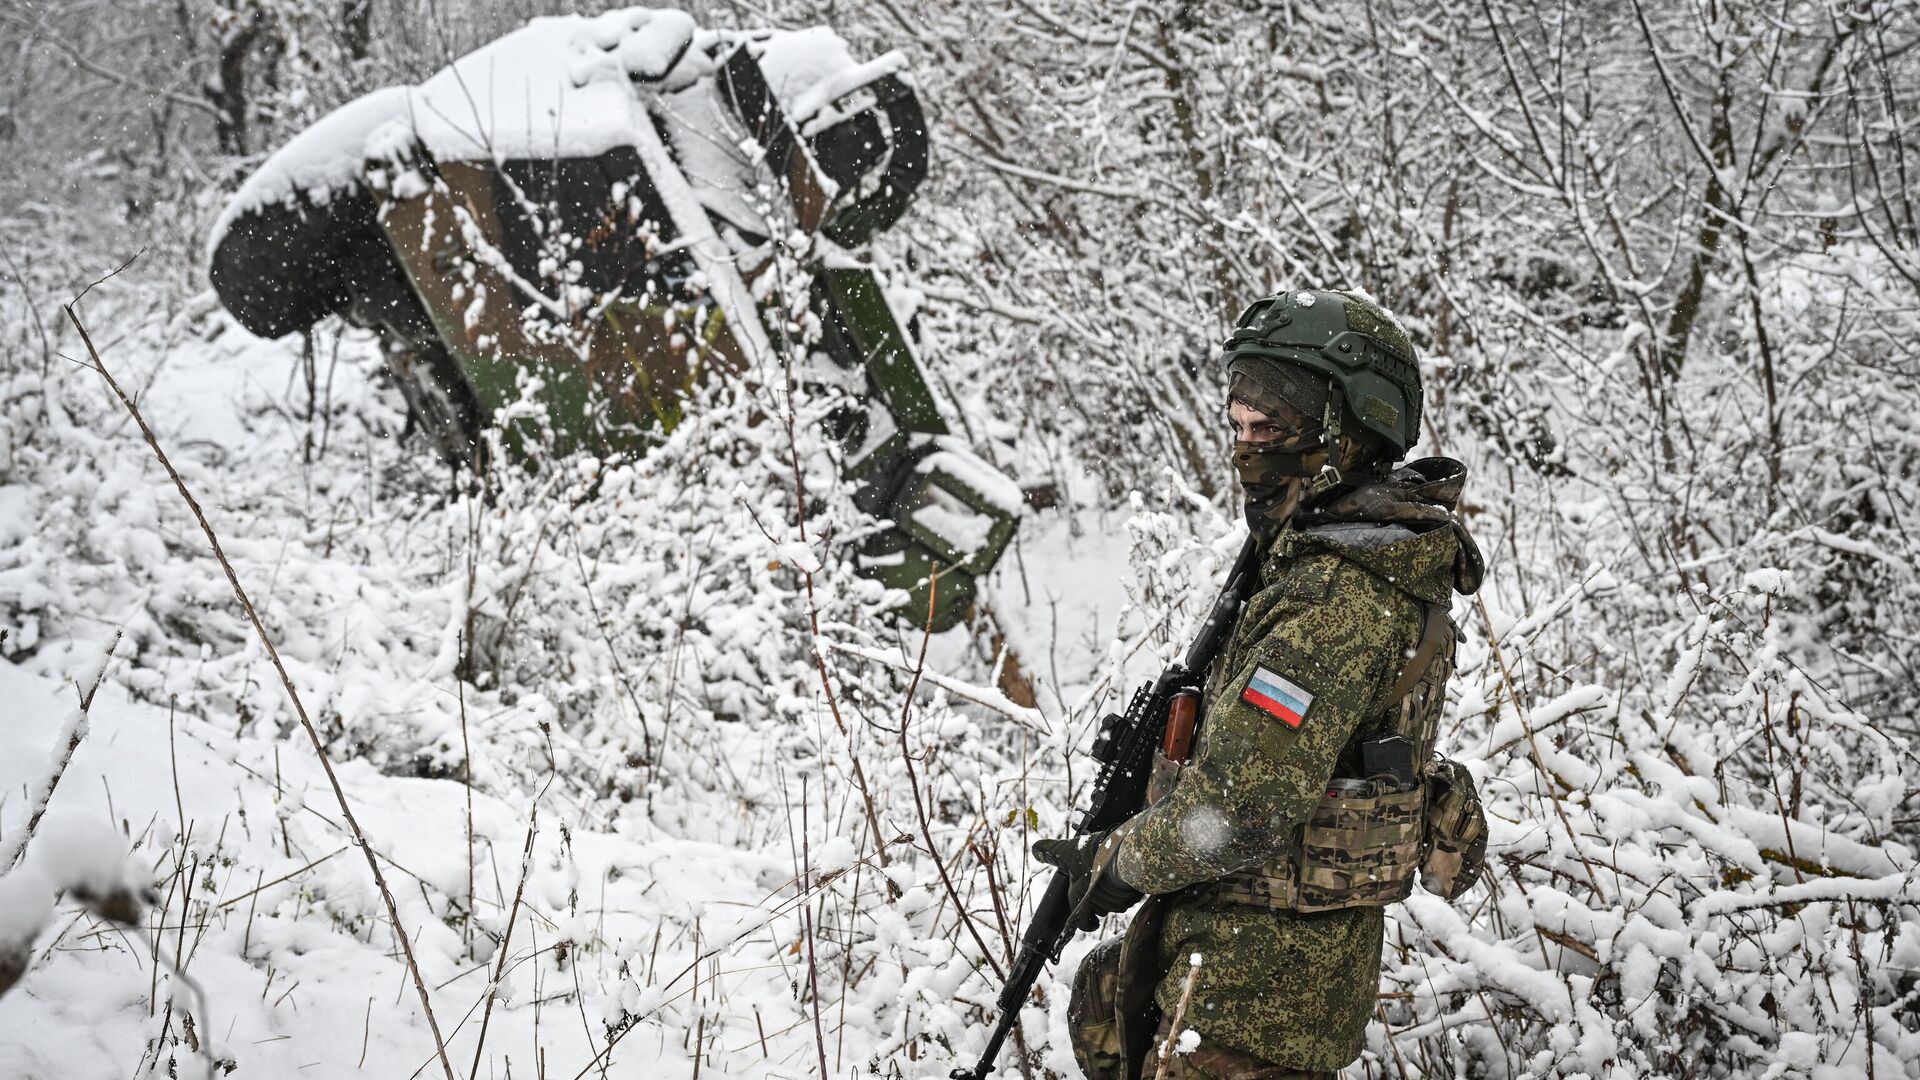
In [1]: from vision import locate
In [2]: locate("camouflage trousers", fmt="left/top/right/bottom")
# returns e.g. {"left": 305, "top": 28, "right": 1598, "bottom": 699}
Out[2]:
{"left": 1069, "top": 937, "right": 1337, "bottom": 1080}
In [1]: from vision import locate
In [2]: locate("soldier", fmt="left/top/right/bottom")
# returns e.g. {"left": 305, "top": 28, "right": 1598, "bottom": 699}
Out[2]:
{"left": 1035, "top": 289, "right": 1490, "bottom": 1079}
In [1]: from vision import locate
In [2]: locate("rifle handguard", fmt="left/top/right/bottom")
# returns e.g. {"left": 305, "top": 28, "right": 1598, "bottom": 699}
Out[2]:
{"left": 951, "top": 533, "right": 1263, "bottom": 1080}
{"left": 1162, "top": 690, "right": 1200, "bottom": 762}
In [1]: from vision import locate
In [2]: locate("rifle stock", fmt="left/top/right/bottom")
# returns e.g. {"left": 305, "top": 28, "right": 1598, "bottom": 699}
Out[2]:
{"left": 951, "top": 534, "right": 1262, "bottom": 1080}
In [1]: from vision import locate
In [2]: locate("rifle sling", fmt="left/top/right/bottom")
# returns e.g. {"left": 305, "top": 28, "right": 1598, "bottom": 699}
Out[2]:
{"left": 1383, "top": 602, "right": 1447, "bottom": 709}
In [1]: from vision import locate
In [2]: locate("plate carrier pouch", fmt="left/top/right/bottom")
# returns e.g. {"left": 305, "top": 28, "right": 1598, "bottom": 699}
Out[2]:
{"left": 1212, "top": 602, "right": 1471, "bottom": 912}
{"left": 1418, "top": 756, "right": 1487, "bottom": 899}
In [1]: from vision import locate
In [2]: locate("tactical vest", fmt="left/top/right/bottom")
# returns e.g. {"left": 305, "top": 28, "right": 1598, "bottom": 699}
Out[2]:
{"left": 1212, "top": 604, "right": 1461, "bottom": 913}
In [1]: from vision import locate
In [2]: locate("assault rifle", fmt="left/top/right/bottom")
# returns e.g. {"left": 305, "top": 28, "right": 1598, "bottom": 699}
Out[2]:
{"left": 951, "top": 533, "right": 1264, "bottom": 1080}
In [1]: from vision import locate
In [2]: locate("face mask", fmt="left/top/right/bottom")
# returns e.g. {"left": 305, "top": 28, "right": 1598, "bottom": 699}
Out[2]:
{"left": 1231, "top": 430, "right": 1334, "bottom": 532}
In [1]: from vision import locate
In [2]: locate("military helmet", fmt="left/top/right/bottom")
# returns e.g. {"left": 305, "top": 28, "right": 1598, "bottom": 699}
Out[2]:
{"left": 1221, "top": 289, "right": 1422, "bottom": 455}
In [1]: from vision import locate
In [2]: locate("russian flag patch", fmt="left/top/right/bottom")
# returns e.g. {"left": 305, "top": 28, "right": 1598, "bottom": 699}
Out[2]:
{"left": 1241, "top": 665, "right": 1314, "bottom": 728}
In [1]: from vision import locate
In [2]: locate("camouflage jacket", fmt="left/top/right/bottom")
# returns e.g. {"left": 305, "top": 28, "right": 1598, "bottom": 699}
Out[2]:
{"left": 1108, "top": 465, "right": 1477, "bottom": 1069}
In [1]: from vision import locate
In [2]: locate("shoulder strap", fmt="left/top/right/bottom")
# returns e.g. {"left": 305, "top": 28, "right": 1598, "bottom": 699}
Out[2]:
{"left": 1384, "top": 602, "right": 1449, "bottom": 709}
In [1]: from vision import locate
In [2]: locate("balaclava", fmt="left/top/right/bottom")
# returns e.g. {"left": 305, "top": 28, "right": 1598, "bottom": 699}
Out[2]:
{"left": 1227, "top": 359, "right": 1373, "bottom": 535}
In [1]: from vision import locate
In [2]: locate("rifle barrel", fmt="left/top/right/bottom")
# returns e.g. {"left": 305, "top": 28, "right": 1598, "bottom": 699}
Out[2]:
{"left": 952, "top": 871, "right": 1071, "bottom": 1079}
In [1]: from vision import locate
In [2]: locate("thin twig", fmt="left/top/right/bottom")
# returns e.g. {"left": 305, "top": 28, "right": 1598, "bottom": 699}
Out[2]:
{"left": 801, "top": 776, "right": 829, "bottom": 1080}
{"left": 457, "top": 633, "right": 477, "bottom": 952}
{"left": 216, "top": 846, "right": 351, "bottom": 911}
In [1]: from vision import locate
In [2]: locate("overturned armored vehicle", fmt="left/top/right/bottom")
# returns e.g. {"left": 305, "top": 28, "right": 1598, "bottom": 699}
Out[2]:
{"left": 208, "top": 8, "right": 1017, "bottom": 630}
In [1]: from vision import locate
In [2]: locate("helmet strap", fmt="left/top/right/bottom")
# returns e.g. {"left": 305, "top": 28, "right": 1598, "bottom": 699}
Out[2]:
{"left": 1310, "top": 390, "right": 1345, "bottom": 495}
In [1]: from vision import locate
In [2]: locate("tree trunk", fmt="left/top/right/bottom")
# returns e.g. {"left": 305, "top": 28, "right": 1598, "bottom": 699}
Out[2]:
{"left": 206, "top": 11, "right": 260, "bottom": 155}
{"left": 342, "top": 0, "right": 372, "bottom": 63}
{"left": 1155, "top": 3, "right": 1239, "bottom": 328}
{"left": 1658, "top": 75, "right": 1737, "bottom": 379}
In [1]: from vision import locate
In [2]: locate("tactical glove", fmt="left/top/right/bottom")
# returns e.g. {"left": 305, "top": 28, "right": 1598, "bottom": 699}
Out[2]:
{"left": 1032, "top": 828, "right": 1143, "bottom": 930}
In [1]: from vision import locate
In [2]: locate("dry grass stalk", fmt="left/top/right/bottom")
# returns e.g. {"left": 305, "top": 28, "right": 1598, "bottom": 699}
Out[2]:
{"left": 64, "top": 301, "right": 459, "bottom": 1080}
{"left": 0, "top": 629, "right": 119, "bottom": 872}
{"left": 469, "top": 794, "right": 540, "bottom": 1080}
{"left": 800, "top": 776, "right": 829, "bottom": 1080}
{"left": 457, "top": 632, "right": 477, "bottom": 953}
{"left": 897, "top": 575, "right": 1008, "bottom": 981}
{"left": 1153, "top": 952, "right": 1203, "bottom": 1080}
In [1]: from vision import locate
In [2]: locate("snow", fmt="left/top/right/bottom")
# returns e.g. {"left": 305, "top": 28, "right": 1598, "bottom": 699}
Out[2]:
{"left": 364, "top": 10, "right": 692, "bottom": 165}
{"left": 19, "top": 816, "right": 141, "bottom": 905}
{"left": 788, "top": 52, "right": 909, "bottom": 126}
{"left": 0, "top": 704, "right": 88, "bottom": 872}
{"left": 15, "top": 3, "right": 1920, "bottom": 1076}
{"left": 0, "top": 641, "right": 807, "bottom": 1079}
{"left": 0, "top": 302, "right": 1091, "bottom": 1078}
{"left": 656, "top": 74, "right": 770, "bottom": 237}
{"left": 753, "top": 27, "right": 867, "bottom": 123}
{"left": 911, "top": 487, "right": 996, "bottom": 555}
{"left": 624, "top": 72, "right": 771, "bottom": 364}
{"left": 1176, "top": 804, "right": 1232, "bottom": 855}
{"left": 916, "top": 437, "right": 1028, "bottom": 516}
{"left": 212, "top": 10, "right": 895, "bottom": 260}
{"left": 0, "top": 865, "right": 54, "bottom": 956}
{"left": 205, "top": 87, "right": 409, "bottom": 253}
{"left": 812, "top": 834, "right": 858, "bottom": 875}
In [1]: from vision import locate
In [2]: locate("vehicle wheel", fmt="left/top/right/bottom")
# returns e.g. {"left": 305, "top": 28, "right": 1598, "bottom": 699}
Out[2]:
{"left": 387, "top": 337, "right": 489, "bottom": 471}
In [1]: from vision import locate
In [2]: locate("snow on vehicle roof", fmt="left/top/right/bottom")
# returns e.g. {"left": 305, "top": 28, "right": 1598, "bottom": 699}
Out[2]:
{"left": 209, "top": 7, "right": 886, "bottom": 252}
{"left": 205, "top": 85, "right": 410, "bottom": 255}
{"left": 752, "top": 27, "right": 906, "bottom": 127}
{"left": 358, "top": 7, "right": 701, "bottom": 167}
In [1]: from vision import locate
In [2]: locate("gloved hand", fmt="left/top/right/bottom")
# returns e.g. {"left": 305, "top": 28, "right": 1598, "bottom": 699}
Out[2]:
{"left": 1032, "top": 828, "right": 1144, "bottom": 930}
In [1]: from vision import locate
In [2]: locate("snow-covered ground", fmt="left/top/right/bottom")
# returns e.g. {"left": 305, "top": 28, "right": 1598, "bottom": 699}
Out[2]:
{"left": 0, "top": 303, "right": 1149, "bottom": 1079}
{"left": 7, "top": 290, "right": 1915, "bottom": 1079}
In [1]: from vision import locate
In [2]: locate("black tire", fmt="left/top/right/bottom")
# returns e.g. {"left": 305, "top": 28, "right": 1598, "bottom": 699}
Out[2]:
{"left": 385, "top": 336, "right": 489, "bottom": 471}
